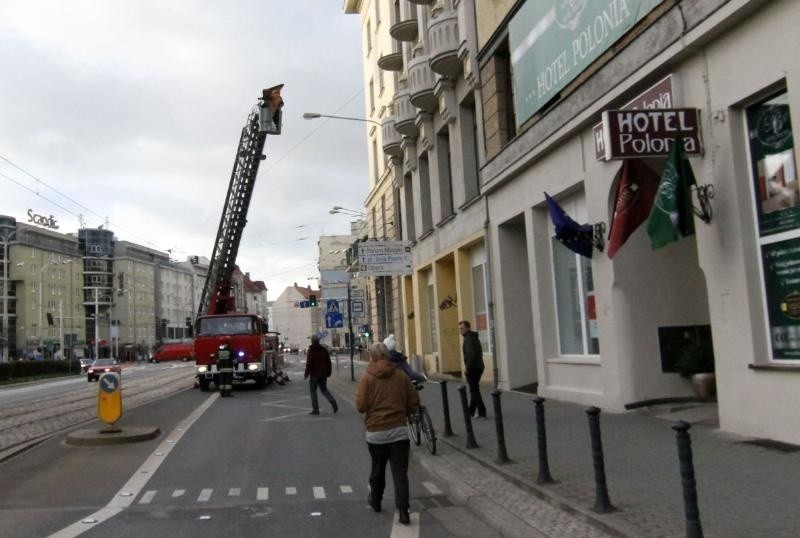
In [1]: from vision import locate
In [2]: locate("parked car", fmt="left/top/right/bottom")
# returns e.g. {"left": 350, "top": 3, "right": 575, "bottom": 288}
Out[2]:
{"left": 150, "top": 342, "right": 194, "bottom": 363}
{"left": 87, "top": 358, "right": 121, "bottom": 382}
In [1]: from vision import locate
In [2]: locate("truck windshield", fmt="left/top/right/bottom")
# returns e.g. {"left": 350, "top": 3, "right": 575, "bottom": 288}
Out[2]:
{"left": 198, "top": 316, "right": 256, "bottom": 336}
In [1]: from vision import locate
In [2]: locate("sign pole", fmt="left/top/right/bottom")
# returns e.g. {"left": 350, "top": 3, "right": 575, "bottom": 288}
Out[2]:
{"left": 348, "top": 281, "right": 354, "bottom": 382}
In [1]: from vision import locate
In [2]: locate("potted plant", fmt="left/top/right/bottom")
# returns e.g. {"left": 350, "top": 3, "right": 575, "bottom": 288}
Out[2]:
{"left": 675, "top": 328, "right": 716, "bottom": 399}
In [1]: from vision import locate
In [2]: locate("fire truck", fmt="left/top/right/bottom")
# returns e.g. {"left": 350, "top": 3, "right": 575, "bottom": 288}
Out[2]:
{"left": 194, "top": 85, "right": 284, "bottom": 392}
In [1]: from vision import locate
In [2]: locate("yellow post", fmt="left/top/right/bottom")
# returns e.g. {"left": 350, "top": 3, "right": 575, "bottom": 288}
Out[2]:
{"left": 97, "top": 372, "right": 122, "bottom": 428}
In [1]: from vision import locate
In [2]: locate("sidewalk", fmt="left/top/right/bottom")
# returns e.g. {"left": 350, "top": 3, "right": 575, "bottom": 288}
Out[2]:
{"left": 330, "top": 356, "right": 800, "bottom": 537}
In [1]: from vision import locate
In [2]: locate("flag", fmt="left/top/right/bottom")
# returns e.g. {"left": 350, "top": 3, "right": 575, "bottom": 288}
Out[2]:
{"left": 544, "top": 192, "right": 594, "bottom": 258}
{"left": 607, "top": 159, "right": 661, "bottom": 258}
{"left": 646, "top": 136, "right": 697, "bottom": 249}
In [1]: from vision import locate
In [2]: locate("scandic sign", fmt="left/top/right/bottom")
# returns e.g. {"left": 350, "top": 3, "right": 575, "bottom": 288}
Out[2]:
{"left": 600, "top": 108, "right": 703, "bottom": 160}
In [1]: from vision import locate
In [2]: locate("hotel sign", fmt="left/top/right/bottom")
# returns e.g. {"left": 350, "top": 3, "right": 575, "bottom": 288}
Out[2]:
{"left": 27, "top": 209, "right": 60, "bottom": 230}
{"left": 600, "top": 108, "right": 703, "bottom": 160}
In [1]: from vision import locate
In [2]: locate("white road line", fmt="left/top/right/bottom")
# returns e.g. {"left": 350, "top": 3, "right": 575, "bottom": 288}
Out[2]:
{"left": 390, "top": 512, "right": 419, "bottom": 538}
{"left": 49, "top": 392, "right": 219, "bottom": 538}
{"left": 313, "top": 486, "right": 326, "bottom": 499}
{"left": 228, "top": 488, "right": 240, "bottom": 496}
{"left": 138, "top": 491, "right": 156, "bottom": 504}
{"left": 422, "top": 482, "right": 442, "bottom": 495}
{"left": 285, "top": 487, "right": 297, "bottom": 495}
{"left": 197, "top": 489, "right": 213, "bottom": 502}
{"left": 340, "top": 485, "right": 353, "bottom": 494}
{"left": 257, "top": 487, "right": 269, "bottom": 501}
{"left": 172, "top": 489, "right": 185, "bottom": 498}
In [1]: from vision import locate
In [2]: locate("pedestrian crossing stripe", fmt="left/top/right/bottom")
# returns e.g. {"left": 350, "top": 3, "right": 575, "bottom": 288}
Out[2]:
{"left": 197, "top": 489, "right": 212, "bottom": 502}
{"left": 228, "top": 488, "right": 240, "bottom": 496}
{"left": 257, "top": 487, "right": 269, "bottom": 501}
{"left": 313, "top": 486, "right": 326, "bottom": 499}
{"left": 422, "top": 482, "right": 442, "bottom": 495}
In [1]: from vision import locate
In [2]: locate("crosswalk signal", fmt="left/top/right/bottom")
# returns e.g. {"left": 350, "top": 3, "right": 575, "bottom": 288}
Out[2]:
{"left": 309, "top": 294, "right": 317, "bottom": 307}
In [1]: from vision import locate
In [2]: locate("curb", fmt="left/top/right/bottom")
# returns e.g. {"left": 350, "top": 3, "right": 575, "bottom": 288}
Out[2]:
{"left": 65, "top": 426, "right": 161, "bottom": 446}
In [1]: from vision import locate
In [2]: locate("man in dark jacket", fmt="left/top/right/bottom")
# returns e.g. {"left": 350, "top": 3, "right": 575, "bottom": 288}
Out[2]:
{"left": 383, "top": 334, "right": 426, "bottom": 383}
{"left": 304, "top": 335, "right": 338, "bottom": 415}
{"left": 459, "top": 320, "right": 486, "bottom": 418}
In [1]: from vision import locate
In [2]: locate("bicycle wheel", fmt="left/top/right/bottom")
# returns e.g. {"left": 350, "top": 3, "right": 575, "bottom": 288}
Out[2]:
{"left": 408, "top": 414, "right": 421, "bottom": 445}
{"left": 420, "top": 407, "right": 437, "bottom": 455}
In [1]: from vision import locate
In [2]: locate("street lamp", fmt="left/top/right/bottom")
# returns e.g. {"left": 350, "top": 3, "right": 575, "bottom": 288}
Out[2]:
{"left": 92, "top": 288, "right": 112, "bottom": 361}
{"left": 329, "top": 206, "right": 367, "bottom": 218}
{"left": 302, "top": 112, "right": 380, "bottom": 126}
{"left": 0, "top": 222, "right": 15, "bottom": 363}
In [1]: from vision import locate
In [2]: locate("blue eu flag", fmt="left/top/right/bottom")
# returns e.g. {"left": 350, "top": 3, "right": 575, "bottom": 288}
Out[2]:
{"left": 544, "top": 192, "right": 594, "bottom": 258}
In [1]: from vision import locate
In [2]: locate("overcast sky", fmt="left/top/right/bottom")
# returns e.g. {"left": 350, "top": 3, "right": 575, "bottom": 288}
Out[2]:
{"left": 0, "top": 1, "right": 368, "bottom": 298}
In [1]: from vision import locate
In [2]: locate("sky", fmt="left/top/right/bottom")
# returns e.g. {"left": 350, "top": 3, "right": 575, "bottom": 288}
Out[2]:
{"left": 0, "top": 1, "right": 369, "bottom": 299}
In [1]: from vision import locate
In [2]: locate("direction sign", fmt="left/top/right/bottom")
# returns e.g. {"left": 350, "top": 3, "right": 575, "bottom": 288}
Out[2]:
{"left": 358, "top": 241, "right": 412, "bottom": 276}
{"left": 326, "top": 312, "right": 344, "bottom": 329}
{"left": 97, "top": 372, "right": 122, "bottom": 425}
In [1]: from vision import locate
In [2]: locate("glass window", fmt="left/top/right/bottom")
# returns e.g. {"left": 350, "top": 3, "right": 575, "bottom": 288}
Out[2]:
{"left": 471, "top": 263, "right": 489, "bottom": 350}
{"left": 427, "top": 283, "right": 437, "bottom": 350}
{"left": 747, "top": 89, "right": 800, "bottom": 360}
{"left": 550, "top": 196, "right": 599, "bottom": 356}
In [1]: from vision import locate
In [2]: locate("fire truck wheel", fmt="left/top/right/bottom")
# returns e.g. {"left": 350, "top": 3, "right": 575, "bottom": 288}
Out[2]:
{"left": 255, "top": 376, "right": 267, "bottom": 389}
{"left": 199, "top": 377, "right": 210, "bottom": 392}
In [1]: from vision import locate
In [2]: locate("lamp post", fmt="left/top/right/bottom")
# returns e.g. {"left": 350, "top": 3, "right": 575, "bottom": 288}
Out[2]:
{"left": 329, "top": 206, "right": 367, "bottom": 218}
{"left": 302, "top": 112, "right": 380, "bottom": 126}
{"left": 0, "top": 223, "right": 15, "bottom": 363}
{"left": 93, "top": 288, "right": 112, "bottom": 360}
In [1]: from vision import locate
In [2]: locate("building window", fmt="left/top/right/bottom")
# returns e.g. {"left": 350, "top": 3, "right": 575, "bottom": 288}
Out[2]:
{"left": 369, "top": 78, "right": 375, "bottom": 115}
{"left": 374, "top": 0, "right": 381, "bottom": 28}
{"left": 404, "top": 174, "right": 416, "bottom": 240}
{"left": 437, "top": 128, "right": 454, "bottom": 220}
{"left": 460, "top": 98, "right": 480, "bottom": 201}
{"left": 549, "top": 195, "right": 599, "bottom": 356}
{"left": 480, "top": 36, "right": 516, "bottom": 160}
{"left": 419, "top": 154, "right": 434, "bottom": 233}
{"left": 372, "top": 138, "right": 380, "bottom": 182}
{"left": 471, "top": 263, "right": 489, "bottom": 351}
{"left": 366, "top": 20, "right": 372, "bottom": 55}
{"left": 427, "top": 283, "right": 437, "bottom": 350}
{"left": 747, "top": 88, "right": 799, "bottom": 360}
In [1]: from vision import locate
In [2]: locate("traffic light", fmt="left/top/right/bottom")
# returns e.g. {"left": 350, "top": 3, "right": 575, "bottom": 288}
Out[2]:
{"left": 309, "top": 294, "right": 317, "bottom": 307}
{"left": 46, "top": 313, "right": 54, "bottom": 326}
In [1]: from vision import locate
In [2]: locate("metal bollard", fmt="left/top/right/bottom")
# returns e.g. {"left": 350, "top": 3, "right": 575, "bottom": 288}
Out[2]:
{"left": 439, "top": 380, "right": 454, "bottom": 437}
{"left": 457, "top": 385, "right": 478, "bottom": 448}
{"left": 533, "top": 397, "right": 554, "bottom": 484}
{"left": 586, "top": 406, "right": 614, "bottom": 513}
{"left": 491, "top": 390, "right": 510, "bottom": 464}
{"left": 672, "top": 420, "right": 703, "bottom": 538}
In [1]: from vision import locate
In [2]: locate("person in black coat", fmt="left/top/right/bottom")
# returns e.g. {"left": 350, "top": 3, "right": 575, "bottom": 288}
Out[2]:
{"left": 459, "top": 320, "right": 486, "bottom": 418}
{"left": 304, "top": 335, "right": 338, "bottom": 415}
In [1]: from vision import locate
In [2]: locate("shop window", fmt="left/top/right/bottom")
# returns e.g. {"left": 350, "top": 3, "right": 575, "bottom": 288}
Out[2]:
{"left": 471, "top": 263, "right": 489, "bottom": 351}
{"left": 747, "top": 89, "right": 799, "bottom": 360}
{"left": 549, "top": 196, "right": 599, "bottom": 356}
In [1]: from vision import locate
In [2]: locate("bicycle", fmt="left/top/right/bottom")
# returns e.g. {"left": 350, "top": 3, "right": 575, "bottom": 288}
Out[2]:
{"left": 408, "top": 381, "right": 437, "bottom": 455}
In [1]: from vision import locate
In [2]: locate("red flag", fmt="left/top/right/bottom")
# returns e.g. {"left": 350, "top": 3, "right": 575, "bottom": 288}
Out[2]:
{"left": 607, "top": 159, "right": 660, "bottom": 259}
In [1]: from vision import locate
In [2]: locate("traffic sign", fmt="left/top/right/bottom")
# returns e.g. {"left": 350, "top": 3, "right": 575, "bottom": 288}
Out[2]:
{"left": 325, "top": 312, "right": 343, "bottom": 329}
{"left": 351, "top": 300, "right": 364, "bottom": 314}
{"left": 97, "top": 372, "right": 122, "bottom": 425}
{"left": 326, "top": 299, "right": 340, "bottom": 313}
{"left": 357, "top": 241, "right": 412, "bottom": 276}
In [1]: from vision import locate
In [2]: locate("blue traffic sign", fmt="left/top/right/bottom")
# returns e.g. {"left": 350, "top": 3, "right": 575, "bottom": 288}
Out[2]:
{"left": 100, "top": 373, "right": 120, "bottom": 393}
{"left": 326, "top": 299, "right": 339, "bottom": 313}
{"left": 325, "top": 312, "right": 343, "bottom": 329}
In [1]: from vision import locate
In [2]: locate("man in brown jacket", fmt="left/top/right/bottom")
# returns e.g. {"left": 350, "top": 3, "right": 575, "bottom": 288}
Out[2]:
{"left": 355, "top": 342, "right": 420, "bottom": 525}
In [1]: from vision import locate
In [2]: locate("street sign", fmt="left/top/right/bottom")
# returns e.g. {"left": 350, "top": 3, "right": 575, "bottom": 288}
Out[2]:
{"left": 358, "top": 241, "right": 412, "bottom": 276}
{"left": 325, "top": 312, "right": 344, "bottom": 329}
{"left": 97, "top": 372, "right": 122, "bottom": 425}
{"left": 351, "top": 300, "right": 364, "bottom": 314}
{"left": 350, "top": 289, "right": 364, "bottom": 299}
{"left": 326, "top": 299, "right": 340, "bottom": 313}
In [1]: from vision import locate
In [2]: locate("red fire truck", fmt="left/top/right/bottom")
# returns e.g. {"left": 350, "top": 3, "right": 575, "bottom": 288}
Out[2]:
{"left": 194, "top": 85, "right": 284, "bottom": 392}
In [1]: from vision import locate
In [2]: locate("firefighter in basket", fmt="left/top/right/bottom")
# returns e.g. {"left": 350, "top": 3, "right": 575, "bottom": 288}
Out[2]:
{"left": 217, "top": 337, "right": 234, "bottom": 397}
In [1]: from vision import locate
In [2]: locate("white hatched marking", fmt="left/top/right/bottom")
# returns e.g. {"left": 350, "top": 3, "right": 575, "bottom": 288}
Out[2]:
{"left": 197, "top": 488, "right": 213, "bottom": 502}
{"left": 228, "top": 488, "right": 240, "bottom": 496}
{"left": 285, "top": 486, "right": 297, "bottom": 495}
{"left": 257, "top": 487, "right": 269, "bottom": 501}
{"left": 422, "top": 482, "right": 442, "bottom": 495}
{"left": 139, "top": 490, "right": 156, "bottom": 504}
{"left": 340, "top": 485, "right": 353, "bottom": 494}
{"left": 172, "top": 489, "right": 185, "bottom": 498}
{"left": 313, "top": 486, "right": 326, "bottom": 499}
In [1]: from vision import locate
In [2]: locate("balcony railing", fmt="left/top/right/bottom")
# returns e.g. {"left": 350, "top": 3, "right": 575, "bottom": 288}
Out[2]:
{"left": 381, "top": 117, "right": 402, "bottom": 158}
{"left": 377, "top": 49, "right": 403, "bottom": 72}
{"left": 393, "top": 89, "right": 418, "bottom": 137}
{"left": 389, "top": 17, "right": 418, "bottom": 42}
{"left": 428, "top": 6, "right": 461, "bottom": 78}
{"left": 408, "top": 52, "right": 437, "bottom": 112}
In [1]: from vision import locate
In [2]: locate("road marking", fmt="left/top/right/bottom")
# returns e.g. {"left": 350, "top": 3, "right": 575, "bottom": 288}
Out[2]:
{"left": 257, "top": 487, "right": 269, "bottom": 501}
{"left": 340, "top": 485, "right": 353, "bottom": 494}
{"left": 228, "top": 488, "right": 240, "bottom": 496}
{"left": 172, "top": 489, "right": 185, "bottom": 498}
{"left": 138, "top": 491, "right": 156, "bottom": 504}
{"left": 422, "top": 482, "right": 442, "bottom": 495}
{"left": 390, "top": 511, "right": 419, "bottom": 538}
{"left": 49, "top": 392, "right": 219, "bottom": 538}
{"left": 285, "top": 487, "right": 297, "bottom": 495}
{"left": 313, "top": 486, "right": 326, "bottom": 499}
{"left": 197, "top": 489, "right": 213, "bottom": 502}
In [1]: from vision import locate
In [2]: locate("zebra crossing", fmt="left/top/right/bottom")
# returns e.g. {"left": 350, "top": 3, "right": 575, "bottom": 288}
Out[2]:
{"left": 134, "top": 481, "right": 445, "bottom": 506}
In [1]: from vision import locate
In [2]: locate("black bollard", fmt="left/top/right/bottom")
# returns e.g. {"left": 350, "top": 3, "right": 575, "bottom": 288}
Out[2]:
{"left": 533, "top": 397, "right": 554, "bottom": 484}
{"left": 457, "top": 385, "right": 478, "bottom": 448}
{"left": 672, "top": 420, "right": 703, "bottom": 538}
{"left": 439, "top": 380, "right": 454, "bottom": 437}
{"left": 491, "top": 390, "right": 510, "bottom": 464}
{"left": 586, "top": 406, "right": 614, "bottom": 513}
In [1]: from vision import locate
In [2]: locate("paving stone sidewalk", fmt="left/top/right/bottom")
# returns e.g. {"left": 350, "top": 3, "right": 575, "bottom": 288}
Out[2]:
{"left": 330, "top": 357, "right": 800, "bottom": 537}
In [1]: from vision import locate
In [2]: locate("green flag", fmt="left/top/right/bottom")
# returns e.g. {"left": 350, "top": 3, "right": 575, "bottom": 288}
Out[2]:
{"left": 646, "top": 136, "right": 697, "bottom": 249}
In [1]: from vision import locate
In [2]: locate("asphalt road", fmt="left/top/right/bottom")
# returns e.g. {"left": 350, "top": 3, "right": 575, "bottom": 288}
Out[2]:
{"left": 0, "top": 357, "right": 460, "bottom": 537}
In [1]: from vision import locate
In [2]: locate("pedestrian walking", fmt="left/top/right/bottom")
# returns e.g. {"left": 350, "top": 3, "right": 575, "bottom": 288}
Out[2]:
{"left": 304, "top": 335, "right": 338, "bottom": 415}
{"left": 459, "top": 320, "right": 486, "bottom": 418}
{"left": 383, "top": 334, "right": 426, "bottom": 383}
{"left": 356, "top": 342, "right": 420, "bottom": 525}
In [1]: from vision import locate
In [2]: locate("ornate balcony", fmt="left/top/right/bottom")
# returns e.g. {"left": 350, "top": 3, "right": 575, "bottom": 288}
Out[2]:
{"left": 389, "top": 14, "right": 418, "bottom": 42}
{"left": 408, "top": 52, "right": 437, "bottom": 113}
{"left": 377, "top": 48, "right": 403, "bottom": 72}
{"left": 381, "top": 117, "right": 402, "bottom": 158}
{"left": 408, "top": 0, "right": 433, "bottom": 4}
{"left": 393, "top": 88, "right": 418, "bottom": 137}
{"left": 428, "top": 6, "right": 461, "bottom": 78}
